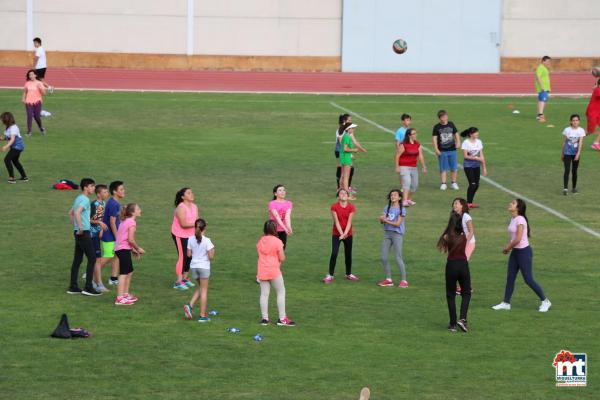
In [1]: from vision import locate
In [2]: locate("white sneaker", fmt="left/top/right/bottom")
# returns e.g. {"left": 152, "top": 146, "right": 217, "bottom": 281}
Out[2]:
{"left": 539, "top": 299, "right": 551, "bottom": 312}
{"left": 96, "top": 283, "right": 110, "bottom": 293}
{"left": 451, "top": 182, "right": 459, "bottom": 190}
{"left": 492, "top": 302, "right": 511, "bottom": 310}
{"left": 440, "top": 183, "right": 448, "bottom": 191}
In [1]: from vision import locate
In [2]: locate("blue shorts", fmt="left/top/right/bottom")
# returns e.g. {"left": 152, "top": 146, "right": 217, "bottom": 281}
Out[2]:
{"left": 439, "top": 151, "right": 458, "bottom": 172}
{"left": 538, "top": 91, "right": 550, "bottom": 102}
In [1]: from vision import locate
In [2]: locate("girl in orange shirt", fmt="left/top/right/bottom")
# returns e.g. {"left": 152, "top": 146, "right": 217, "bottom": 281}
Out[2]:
{"left": 22, "top": 70, "right": 46, "bottom": 136}
{"left": 257, "top": 220, "right": 295, "bottom": 326}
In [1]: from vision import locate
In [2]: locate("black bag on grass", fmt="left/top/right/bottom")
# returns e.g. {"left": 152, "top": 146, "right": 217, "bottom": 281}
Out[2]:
{"left": 51, "top": 314, "right": 72, "bottom": 339}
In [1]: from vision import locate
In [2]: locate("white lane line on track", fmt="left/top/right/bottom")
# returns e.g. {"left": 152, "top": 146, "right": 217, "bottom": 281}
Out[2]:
{"left": 330, "top": 101, "right": 600, "bottom": 240}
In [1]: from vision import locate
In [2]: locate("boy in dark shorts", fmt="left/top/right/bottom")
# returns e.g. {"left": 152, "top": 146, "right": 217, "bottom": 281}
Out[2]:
{"left": 33, "top": 37, "right": 53, "bottom": 92}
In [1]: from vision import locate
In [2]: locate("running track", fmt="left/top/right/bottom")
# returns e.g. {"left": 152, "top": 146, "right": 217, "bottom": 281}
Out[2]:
{"left": 0, "top": 66, "right": 594, "bottom": 95}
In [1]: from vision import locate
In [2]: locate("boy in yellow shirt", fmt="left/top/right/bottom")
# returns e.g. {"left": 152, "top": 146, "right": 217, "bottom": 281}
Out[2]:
{"left": 535, "top": 56, "right": 551, "bottom": 122}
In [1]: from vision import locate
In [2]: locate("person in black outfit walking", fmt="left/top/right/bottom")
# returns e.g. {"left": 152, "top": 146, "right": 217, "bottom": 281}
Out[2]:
{"left": 437, "top": 212, "right": 471, "bottom": 332}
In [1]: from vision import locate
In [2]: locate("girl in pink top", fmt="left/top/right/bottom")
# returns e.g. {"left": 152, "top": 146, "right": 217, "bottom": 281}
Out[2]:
{"left": 492, "top": 199, "right": 551, "bottom": 312}
{"left": 268, "top": 184, "right": 293, "bottom": 249}
{"left": 114, "top": 203, "right": 145, "bottom": 306}
{"left": 171, "top": 187, "right": 199, "bottom": 290}
{"left": 257, "top": 220, "right": 295, "bottom": 327}
{"left": 22, "top": 70, "right": 46, "bottom": 136}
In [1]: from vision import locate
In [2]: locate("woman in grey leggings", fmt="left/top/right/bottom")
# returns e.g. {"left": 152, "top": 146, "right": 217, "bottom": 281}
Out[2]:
{"left": 377, "top": 189, "right": 408, "bottom": 288}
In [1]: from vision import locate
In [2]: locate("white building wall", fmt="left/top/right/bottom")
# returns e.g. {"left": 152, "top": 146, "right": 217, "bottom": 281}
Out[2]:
{"left": 501, "top": 0, "right": 600, "bottom": 57}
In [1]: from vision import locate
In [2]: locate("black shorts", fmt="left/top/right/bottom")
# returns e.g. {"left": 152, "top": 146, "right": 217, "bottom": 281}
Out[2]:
{"left": 115, "top": 249, "right": 134, "bottom": 275}
{"left": 92, "top": 235, "right": 101, "bottom": 258}
{"left": 35, "top": 68, "right": 46, "bottom": 79}
{"left": 334, "top": 150, "right": 340, "bottom": 159}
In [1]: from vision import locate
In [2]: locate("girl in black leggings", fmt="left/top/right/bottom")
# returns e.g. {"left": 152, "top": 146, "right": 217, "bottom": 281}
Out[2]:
{"left": 561, "top": 114, "right": 585, "bottom": 195}
{"left": 1, "top": 112, "right": 28, "bottom": 183}
{"left": 460, "top": 127, "right": 487, "bottom": 209}
{"left": 437, "top": 212, "right": 471, "bottom": 333}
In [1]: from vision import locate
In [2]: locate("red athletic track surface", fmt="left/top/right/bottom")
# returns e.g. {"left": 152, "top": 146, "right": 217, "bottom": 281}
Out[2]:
{"left": 0, "top": 66, "right": 595, "bottom": 95}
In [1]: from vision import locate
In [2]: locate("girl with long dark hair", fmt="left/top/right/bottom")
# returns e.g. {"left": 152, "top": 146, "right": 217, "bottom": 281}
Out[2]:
{"left": 22, "top": 69, "right": 46, "bottom": 136}
{"left": 561, "top": 114, "right": 585, "bottom": 194}
{"left": 492, "top": 199, "right": 551, "bottom": 312}
{"left": 460, "top": 127, "right": 487, "bottom": 208}
{"left": 396, "top": 128, "right": 426, "bottom": 206}
{"left": 171, "top": 187, "right": 199, "bottom": 290}
{"left": 269, "top": 184, "right": 293, "bottom": 249}
{"left": 377, "top": 189, "right": 408, "bottom": 288}
{"left": 1, "top": 112, "right": 28, "bottom": 183}
{"left": 437, "top": 212, "right": 471, "bottom": 332}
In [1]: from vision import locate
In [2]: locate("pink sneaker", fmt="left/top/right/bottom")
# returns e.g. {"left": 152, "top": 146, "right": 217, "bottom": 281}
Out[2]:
{"left": 345, "top": 274, "right": 359, "bottom": 281}
{"left": 592, "top": 143, "right": 600, "bottom": 151}
{"left": 398, "top": 280, "right": 409, "bottom": 288}
{"left": 125, "top": 293, "right": 138, "bottom": 302}
{"left": 402, "top": 200, "right": 410, "bottom": 207}
{"left": 114, "top": 296, "right": 135, "bottom": 306}
{"left": 377, "top": 279, "right": 394, "bottom": 287}
{"left": 276, "top": 316, "right": 296, "bottom": 326}
{"left": 455, "top": 285, "right": 462, "bottom": 295}
{"left": 322, "top": 275, "right": 334, "bottom": 284}
{"left": 407, "top": 200, "right": 416, "bottom": 206}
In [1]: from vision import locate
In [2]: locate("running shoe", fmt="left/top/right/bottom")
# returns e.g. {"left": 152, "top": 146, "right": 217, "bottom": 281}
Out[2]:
{"left": 18, "top": 177, "right": 29, "bottom": 182}
{"left": 183, "top": 279, "right": 195, "bottom": 287}
{"left": 82, "top": 288, "right": 102, "bottom": 296}
{"left": 591, "top": 143, "right": 600, "bottom": 151}
{"left": 124, "top": 293, "right": 138, "bottom": 302}
{"left": 398, "top": 280, "right": 409, "bottom": 288}
{"left": 109, "top": 278, "right": 119, "bottom": 286}
{"left": 572, "top": 188, "right": 578, "bottom": 194}
{"left": 345, "top": 274, "right": 359, "bottom": 281}
{"left": 7, "top": 178, "right": 16, "bottom": 184}
{"left": 173, "top": 281, "right": 188, "bottom": 290}
{"left": 455, "top": 285, "right": 462, "bottom": 295}
{"left": 440, "top": 183, "right": 447, "bottom": 191}
{"left": 402, "top": 200, "right": 410, "bottom": 207}
{"left": 67, "top": 286, "right": 82, "bottom": 294}
{"left": 96, "top": 284, "right": 110, "bottom": 293}
{"left": 457, "top": 319, "right": 468, "bottom": 333}
{"left": 348, "top": 186, "right": 357, "bottom": 194}
{"left": 562, "top": 188, "right": 568, "bottom": 196}
{"left": 539, "top": 299, "right": 552, "bottom": 312}
{"left": 322, "top": 275, "right": 334, "bottom": 284}
{"left": 377, "top": 279, "right": 394, "bottom": 287}
{"left": 448, "top": 324, "right": 458, "bottom": 332}
{"left": 40, "top": 128, "right": 46, "bottom": 135}
{"left": 114, "top": 296, "right": 135, "bottom": 306}
{"left": 260, "top": 318, "right": 270, "bottom": 326}
{"left": 277, "top": 316, "right": 296, "bottom": 326}
{"left": 198, "top": 316, "right": 211, "bottom": 323}
{"left": 184, "top": 304, "right": 193, "bottom": 320}
{"left": 451, "top": 182, "right": 459, "bottom": 190}
{"left": 407, "top": 200, "right": 416, "bottom": 206}
{"left": 491, "top": 302, "right": 511, "bottom": 310}
{"left": 467, "top": 203, "right": 479, "bottom": 209}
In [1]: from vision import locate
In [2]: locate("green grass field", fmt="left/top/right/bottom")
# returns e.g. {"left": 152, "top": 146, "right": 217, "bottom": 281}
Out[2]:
{"left": 0, "top": 90, "right": 598, "bottom": 399}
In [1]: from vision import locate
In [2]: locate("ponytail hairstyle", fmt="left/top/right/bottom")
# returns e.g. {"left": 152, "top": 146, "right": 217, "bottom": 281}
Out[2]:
{"left": 403, "top": 128, "right": 416, "bottom": 143}
{"left": 272, "top": 184, "right": 284, "bottom": 200}
{"left": 386, "top": 189, "right": 403, "bottom": 216}
{"left": 174, "top": 187, "right": 190, "bottom": 207}
{"left": 460, "top": 127, "right": 478, "bottom": 138}
{"left": 338, "top": 113, "right": 350, "bottom": 125}
{"left": 263, "top": 220, "right": 277, "bottom": 237}
{"left": 437, "top": 212, "right": 465, "bottom": 254}
{"left": 515, "top": 198, "right": 531, "bottom": 237}
{"left": 120, "top": 203, "right": 138, "bottom": 221}
{"left": 338, "top": 121, "right": 352, "bottom": 136}
{"left": 194, "top": 218, "right": 207, "bottom": 244}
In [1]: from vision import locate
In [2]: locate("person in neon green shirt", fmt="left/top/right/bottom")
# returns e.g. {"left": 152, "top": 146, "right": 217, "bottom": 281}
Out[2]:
{"left": 535, "top": 55, "right": 551, "bottom": 122}
{"left": 339, "top": 123, "right": 366, "bottom": 199}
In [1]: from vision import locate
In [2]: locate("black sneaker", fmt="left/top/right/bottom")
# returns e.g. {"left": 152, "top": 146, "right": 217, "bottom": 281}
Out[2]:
{"left": 260, "top": 318, "right": 270, "bottom": 326}
{"left": 457, "top": 319, "right": 468, "bottom": 333}
{"left": 448, "top": 324, "right": 458, "bottom": 332}
{"left": 572, "top": 188, "right": 578, "bottom": 194}
{"left": 82, "top": 288, "right": 102, "bottom": 296}
{"left": 67, "top": 287, "right": 82, "bottom": 294}
{"left": 19, "top": 177, "right": 29, "bottom": 182}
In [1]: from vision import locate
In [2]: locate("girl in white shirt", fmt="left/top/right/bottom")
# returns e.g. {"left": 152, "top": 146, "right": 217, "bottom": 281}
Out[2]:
{"left": 183, "top": 219, "right": 215, "bottom": 322}
{"left": 460, "top": 127, "right": 487, "bottom": 209}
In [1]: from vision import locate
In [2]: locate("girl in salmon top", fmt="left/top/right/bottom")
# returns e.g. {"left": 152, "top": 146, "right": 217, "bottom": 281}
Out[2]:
{"left": 22, "top": 70, "right": 46, "bottom": 136}
{"left": 171, "top": 187, "right": 199, "bottom": 290}
{"left": 257, "top": 220, "right": 295, "bottom": 327}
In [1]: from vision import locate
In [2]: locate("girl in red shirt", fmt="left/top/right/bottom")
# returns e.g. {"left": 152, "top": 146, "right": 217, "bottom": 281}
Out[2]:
{"left": 323, "top": 189, "right": 358, "bottom": 283}
{"left": 396, "top": 128, "right": 427, "bottom": 206}
{"left": 587, "top": 79, "right": 600, "bottom": 151}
